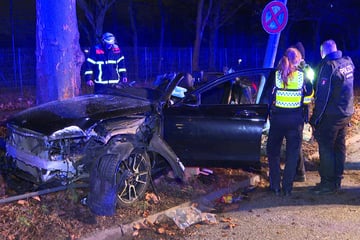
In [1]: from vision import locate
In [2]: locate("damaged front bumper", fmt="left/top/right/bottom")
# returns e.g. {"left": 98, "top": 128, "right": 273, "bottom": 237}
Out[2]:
{"left": 5, "top": 124, "right": 89, "bottom": 183}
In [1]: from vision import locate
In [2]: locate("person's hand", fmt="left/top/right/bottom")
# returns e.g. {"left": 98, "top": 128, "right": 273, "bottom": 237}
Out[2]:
{"left": 86, "top": 80, "right": 94, "bottom": 87}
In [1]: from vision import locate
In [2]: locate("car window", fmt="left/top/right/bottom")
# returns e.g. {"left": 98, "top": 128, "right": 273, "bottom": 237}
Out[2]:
{"left": 200, "top": 74, "right": 263, "bottom": 105}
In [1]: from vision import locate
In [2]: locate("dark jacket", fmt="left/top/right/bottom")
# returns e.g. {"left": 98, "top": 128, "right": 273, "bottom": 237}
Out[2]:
{"left": 84, "top": 43, "right": 127, "bottom": 85}
{"left": 310, "top": 51, "right": 355, "bottom": 126}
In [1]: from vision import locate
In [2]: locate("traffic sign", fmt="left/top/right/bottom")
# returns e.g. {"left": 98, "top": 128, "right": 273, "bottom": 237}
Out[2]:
{"left": 261, "top": 1, "right": 288, "bottom": 34}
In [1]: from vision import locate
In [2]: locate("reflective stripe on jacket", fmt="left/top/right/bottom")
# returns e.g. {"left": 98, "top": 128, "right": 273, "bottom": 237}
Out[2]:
{"left": 84, "top": 44, "right": 127, "bottom": 84}
{"left": 274, "top": 71, "right": 304, "bottom": 108}
{"left": 303, "top": 89, "right": 314, "bottom": 105}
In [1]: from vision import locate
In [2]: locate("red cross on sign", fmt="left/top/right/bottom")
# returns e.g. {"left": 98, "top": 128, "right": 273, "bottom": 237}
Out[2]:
{"left": 261, "top": 1, "right": 288, "bottom": 34}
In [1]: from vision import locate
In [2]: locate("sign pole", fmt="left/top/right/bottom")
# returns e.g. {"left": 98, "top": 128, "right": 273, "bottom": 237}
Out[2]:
{"left": 256, "top": 0, "right": 288, "bottom": 105}
{"left": 262, "top": 0, "right": 288, "bottom": 68}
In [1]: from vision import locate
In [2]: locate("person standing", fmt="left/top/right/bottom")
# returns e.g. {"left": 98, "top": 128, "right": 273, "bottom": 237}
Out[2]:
{"left": 267, "top": 47, "right": 313, "bottom": 196}
{"left": 292, "top": 41, "right": 315, "bottom": 182}
{"left": 309, "top": 39, "right": 355, "bottom": 194}
{"left": 84, "top": 32, "right": 128, "bottom": 93}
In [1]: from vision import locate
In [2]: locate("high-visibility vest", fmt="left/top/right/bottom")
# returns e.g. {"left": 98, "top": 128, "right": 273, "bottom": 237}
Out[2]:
{"left": 300, "top": 64, "right": 315, "bottom": 105}
{"left": 274, "top": 71, "right": 304, "bottom": 108}
{"left": 303, "top": 89, "right": 314, "bottom": 105}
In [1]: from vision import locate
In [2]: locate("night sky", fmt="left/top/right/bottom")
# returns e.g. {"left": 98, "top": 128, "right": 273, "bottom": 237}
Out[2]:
{"left": 1, "top": 0, "right": 359, "bottom": 69}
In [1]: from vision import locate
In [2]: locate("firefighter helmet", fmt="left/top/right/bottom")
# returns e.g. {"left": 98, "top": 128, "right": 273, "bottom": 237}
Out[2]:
{"left": 102, "top": 32, "right": 115, "bottom": 45}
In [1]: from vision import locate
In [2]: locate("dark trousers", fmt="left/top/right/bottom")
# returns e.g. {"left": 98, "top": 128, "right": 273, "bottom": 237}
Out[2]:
{"left": 297, "top": 142, "right": 306, "bottom": 176}
{"left": 267, "top": 110, "right": 304, "bottom": 192}
{"left": 315, "top": 115, "right": 351, "bottom": 188}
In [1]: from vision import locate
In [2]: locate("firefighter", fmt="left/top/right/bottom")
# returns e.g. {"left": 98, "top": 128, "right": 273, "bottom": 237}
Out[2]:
{"left": 84, "top": 32, "right": 128, "bottom": 93}
{"left": 267, "top": 47, "right": 314, "bottom": 196}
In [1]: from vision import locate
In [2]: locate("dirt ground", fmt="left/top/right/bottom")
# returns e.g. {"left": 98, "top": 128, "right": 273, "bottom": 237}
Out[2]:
{"left": 0, "top": 88, "right": 360, "bottom": 240}
{"left": 184, "top": 169, "right": 360, "bottom": 240}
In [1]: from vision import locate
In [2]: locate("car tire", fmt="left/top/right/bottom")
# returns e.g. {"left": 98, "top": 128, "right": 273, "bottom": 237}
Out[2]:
{"left": 116, "top": 149, "right": 151, "bottom": 207}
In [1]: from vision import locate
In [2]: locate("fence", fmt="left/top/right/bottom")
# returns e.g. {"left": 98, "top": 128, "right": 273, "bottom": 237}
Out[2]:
{"left": 0, "top": 46, "right": 265, "bottom": 90}
{"left": 123, "top": 46, "right": 265, "bottom": 82}
{"left": 2, "top": 46, "right": 359, "bottom": 90}
{"left": 0, "top": 48, "right": 35, "bottom": 89}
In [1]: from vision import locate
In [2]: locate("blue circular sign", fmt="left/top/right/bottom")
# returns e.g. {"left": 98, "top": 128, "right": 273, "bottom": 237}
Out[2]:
{"left": 261, "top": 1, "right": 288, "bottom": 34}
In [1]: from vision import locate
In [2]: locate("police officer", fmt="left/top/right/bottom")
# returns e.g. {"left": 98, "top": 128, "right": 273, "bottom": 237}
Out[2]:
{"left": 310, "top": 39, "right": 355, "bottom": 194}
{"left": 267, "top": 47, "right": 313, "bottom": 196}
{"left": 84, "top": 32, "right": 128, "bottom": 93}
{"left": 292, "top": 42, "right": 315, "bottom": 182}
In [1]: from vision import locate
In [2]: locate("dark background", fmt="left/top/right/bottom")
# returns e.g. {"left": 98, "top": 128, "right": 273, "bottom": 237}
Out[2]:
{"left": 0, "top": 0, "right": 359, "bottom": 86}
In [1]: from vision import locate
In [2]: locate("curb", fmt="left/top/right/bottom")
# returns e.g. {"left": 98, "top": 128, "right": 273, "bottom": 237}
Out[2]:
{"left": 82, "top": 174, "right": 260, "bottom": 240}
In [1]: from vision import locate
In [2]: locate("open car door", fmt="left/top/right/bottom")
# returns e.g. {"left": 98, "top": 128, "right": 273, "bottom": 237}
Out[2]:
{"left": 162, "top": 69, "right": 273, "bottom": 169}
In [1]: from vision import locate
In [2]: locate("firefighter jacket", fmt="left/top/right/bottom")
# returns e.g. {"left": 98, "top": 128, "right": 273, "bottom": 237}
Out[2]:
{"left": 271, "top": 70, "right": 313, "bottom": 111}
{"left": 84, "top": 43, "right": 127, "bottom": 85}
{"left": 309, "top": 51, "right": 355, "bottom": 126}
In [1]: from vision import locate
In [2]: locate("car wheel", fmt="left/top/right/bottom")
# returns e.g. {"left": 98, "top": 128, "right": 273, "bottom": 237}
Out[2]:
{"left": 116, "top": 149, "right": 151, "bottom": 206}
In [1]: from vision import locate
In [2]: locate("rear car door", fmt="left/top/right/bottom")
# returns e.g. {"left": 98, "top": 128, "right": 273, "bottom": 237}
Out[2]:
{"left": 162, "top": 69, "right": 273, "bottom": 169}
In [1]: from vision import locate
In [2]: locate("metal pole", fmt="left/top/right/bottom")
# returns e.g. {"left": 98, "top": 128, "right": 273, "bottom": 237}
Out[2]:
{"left": 18, "top": 48, "right": 23, "bottom": 96}
{"left": 145, "top": 47, "right": 148, "bottom": 82}
{"left": 10, "top": 0, "right": 17, "bottom": 88}
{"left": 0, "top": 183, "right": 88, "bottom": 205}
{"left": 190, "top": 48, "right": 192, "bottom": 73}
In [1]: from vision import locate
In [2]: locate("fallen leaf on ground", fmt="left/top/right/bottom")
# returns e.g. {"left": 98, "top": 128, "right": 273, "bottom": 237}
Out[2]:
{"left": 220, "top": 217, "right": 235, "bottom": 223}
{"left": 156, "top": 227, "right": 166, "bottom": 234}
{"left": 145, "top": 192, "right": 160, "bottom": 204}
{"left": 32, "top": 196, "right": 41, "bottom": 202}
{"left": 17, "top": 200, "right": 28, "bottom": 206}
{"left": 133, "top": 222, "right": 150, "bottom": 230}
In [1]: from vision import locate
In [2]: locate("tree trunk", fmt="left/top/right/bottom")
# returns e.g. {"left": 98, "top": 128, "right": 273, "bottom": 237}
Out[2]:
{"left": 158, "top": 0, "right": 165, "bottom": 74}
{"left": 192, "top": 0, "right": 212, "bottom": 72}
{"left": 208, "top": 1, "right": 220, "bottom": 71}
{"left": 129, "top": 0, "right": 139, "bottom": 80}
{"left": 192, "top": 0, "right": 204, "bottom": 72}
{"left": 36, "top": 0, "right": 84, "bottom": 104}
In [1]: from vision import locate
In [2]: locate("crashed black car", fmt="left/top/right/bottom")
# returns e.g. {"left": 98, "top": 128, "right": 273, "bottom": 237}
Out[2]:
{"left": 4, "top": 69, "right": 274, "bottom": 210}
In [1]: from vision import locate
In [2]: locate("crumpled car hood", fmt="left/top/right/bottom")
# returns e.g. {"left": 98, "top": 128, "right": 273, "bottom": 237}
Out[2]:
{"left": 7, "top": 94, "right": 153, "bottom": 136}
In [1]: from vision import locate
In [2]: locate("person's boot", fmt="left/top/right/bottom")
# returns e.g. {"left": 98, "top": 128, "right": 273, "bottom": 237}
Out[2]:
{"left": 310, "top": 182, "right": 336, "bottom": 195}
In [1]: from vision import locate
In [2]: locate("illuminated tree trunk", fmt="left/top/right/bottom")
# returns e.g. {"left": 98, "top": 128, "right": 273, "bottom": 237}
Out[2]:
{"left": 192, "top": 0, "right": 212, "bottom": 72}
{"left": 36, "top": 0, "right": 84, "bottom": 104}
{"left": 129, "top": 0, "right": 139, "bottom": 80}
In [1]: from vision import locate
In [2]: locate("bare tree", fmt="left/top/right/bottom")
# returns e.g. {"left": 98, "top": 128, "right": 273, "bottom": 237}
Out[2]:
{"left": 208, "top": 1, "right": 247, "bottom": 70}
{"left": 36, "top": 0, "right": 84, "bottom": 103}
{"left": 77, "top": 0, "right": 117, "bottom": 43}
{"left": 128, "top": 0, "right": 139, "bottom": 80}
{"left": 192, "top": 0, "right": 212, "bottom": 71}
{"left": 158, "top": 0, "right": 165, "bottom": 74}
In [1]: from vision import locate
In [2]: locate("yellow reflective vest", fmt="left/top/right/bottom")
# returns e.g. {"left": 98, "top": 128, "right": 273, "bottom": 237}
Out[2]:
{"left": 274, "top": 70, "right": 305, "bottom": 108}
